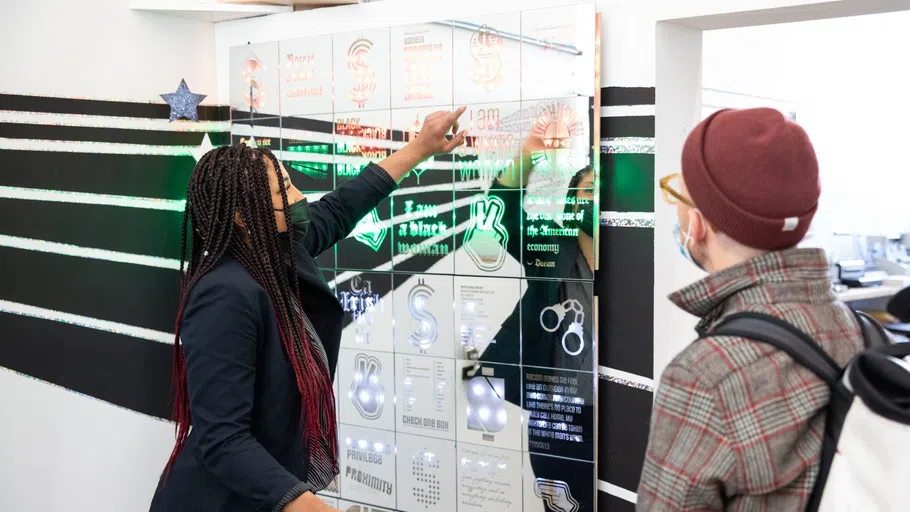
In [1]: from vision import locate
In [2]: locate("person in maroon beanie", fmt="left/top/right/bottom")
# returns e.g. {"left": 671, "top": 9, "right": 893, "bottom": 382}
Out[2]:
{"left": 637, "top": 108, "right": 866, "bottom": 511}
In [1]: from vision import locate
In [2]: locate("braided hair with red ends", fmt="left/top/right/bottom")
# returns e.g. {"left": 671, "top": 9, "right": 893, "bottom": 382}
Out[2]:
{"left": 165, "top": 143, "right": 338, "bottom": 479}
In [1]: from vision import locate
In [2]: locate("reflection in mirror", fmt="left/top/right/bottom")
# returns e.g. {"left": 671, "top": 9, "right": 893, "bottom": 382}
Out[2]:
{"left": 457, "top": 443, "right": 524, "bottom": 511}
{"left": 338, "top": 423, "right": 397, "bottom": 508}
{"left": 454, "top": 189, "right": 522, "bottom": 278}
{"left": 230, "top": 117, "right": 280, "bottom": 150}
{"left": 395, "top": 433, "right": 457, "bottom": 511}
{"left": 451, "top": 13, "right": 522, "bottom": 105}
{"left": 280, "top": 114, "right": 334, "bottom": 192}
{"left": 390, "top": 22, "right": 454, "bottom": 109}
{"left": 230, "top": 41, "right": 281, "bottom": 119}
{"left": 391, "top": 107, "right": 455, "bottom": 190}
{"left": 228, "top": 6, "right": 599, "bottom": 511}
{"left": 521, "top": 97, "right": 593, "bottom": 190}
{"left": 392, "top": 189, "right": 456, "bottom": 274}
{"left": 393, "top": 274, "right": 455, "bottom": 358}
{"left": 338, "top": 272, "right": 393, "bottom": 351}
{"left": 395, "top": 354, "right": 456, "bottom": 440}
{"left": 520, "top": 4, "right": 595, "bottom": 101}
{"left": 338, "top": 348, "right": 396, "bottom": 431}
{"left": 279, "top": 36, "right": 333, "bottom": 116}
{"left": 523, "top": 454, "right": 596, "bottom": 512}
{"left": 333, "top": 29, "right": 392, "bottom": 112}
{"left": 455, "top": 276, "right": 520, "bottom": 362}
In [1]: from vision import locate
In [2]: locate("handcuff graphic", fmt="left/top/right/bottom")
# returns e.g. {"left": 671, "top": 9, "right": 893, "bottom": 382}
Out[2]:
{"left": 540, "top": 299, "right": 586, "bottom": 356}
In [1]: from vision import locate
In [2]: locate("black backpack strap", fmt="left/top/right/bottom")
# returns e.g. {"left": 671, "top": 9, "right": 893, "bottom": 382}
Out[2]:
{"left": 709, "top": 312, "right": 843, "bottom": 386}
{"left": 852, "top": 309, "right": 892, "bottom": 348}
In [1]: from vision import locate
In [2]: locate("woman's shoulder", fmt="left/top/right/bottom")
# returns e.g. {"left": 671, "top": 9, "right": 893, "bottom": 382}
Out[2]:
{"left": 187, "top": 256, "right": 267, "bottom": 308}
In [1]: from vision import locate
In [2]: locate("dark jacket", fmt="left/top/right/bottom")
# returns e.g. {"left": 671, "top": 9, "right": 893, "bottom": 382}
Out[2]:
{"left": 480, "top": 180, "right": 593, "bottom": 377}
{"left": 150, "top": 163, "right": 397, "bottom": 512}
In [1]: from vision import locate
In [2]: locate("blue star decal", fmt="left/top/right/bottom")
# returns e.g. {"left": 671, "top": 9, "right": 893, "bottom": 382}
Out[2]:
{"left": 160, "top": 79, "right": 207, "bottom": 122}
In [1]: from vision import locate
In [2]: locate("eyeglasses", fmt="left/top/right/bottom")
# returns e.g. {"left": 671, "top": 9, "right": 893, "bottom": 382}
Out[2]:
{"left": 659, "top": 173, "right": 695, "bottom": 207}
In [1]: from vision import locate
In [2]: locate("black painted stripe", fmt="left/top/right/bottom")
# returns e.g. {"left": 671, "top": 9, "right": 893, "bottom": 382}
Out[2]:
{"left": 601, "top": 153, "right": 655, "bottom": 214}
{"left": 0, "top": 200, "right": 184, "bottom": 259}
{"left": 0, "top": 150, "right": 194, "bottom": 201}
{"left": 599, "top": 491, "right": 636, "bottom": 512}
{"left": 599, "top": 378, "right": 652, "bottom": 492}
{"left": 0, "top": 123, "right": 230, "bottom": 147}
{"left": 601, "top": 86, "right": 656, "bottom": 107}
{"left": 0, "top": 247, "right": 179, "bottom": 333}
{"left": 280, "top": 116, "right": 334, "bottom": 133}
{"left": 601, "top": 116, "right": 655, "bottom": 138}
{"left": 231, "top": 109, "right": 282, "bottom": 121}
{"left": 0, "top": 312, "right": 172, "bottom": 419}
{"left": 0, "top": 93, "right": 226, "bottom": 122}
{"left": 231, "top": 116, "right": 282, "bottom": 129}
{"left": 600, "top": 225, "right": 654, "bottom": 378}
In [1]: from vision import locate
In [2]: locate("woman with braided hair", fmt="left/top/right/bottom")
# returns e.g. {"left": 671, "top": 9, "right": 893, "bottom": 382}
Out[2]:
{"left": 150, "top": 107, "right": 467, "bottom": 512}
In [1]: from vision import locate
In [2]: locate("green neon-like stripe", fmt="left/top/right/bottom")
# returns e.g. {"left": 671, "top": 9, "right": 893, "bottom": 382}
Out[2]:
{"left": 0, "top": 234, "right": 180, "bottom": 270}
{"left": 0, "top": 186, "right": 186, "bottom": 211}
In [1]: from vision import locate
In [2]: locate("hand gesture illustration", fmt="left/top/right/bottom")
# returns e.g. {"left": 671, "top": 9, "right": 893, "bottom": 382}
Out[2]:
{"left": 463, "top": 194, "right": 509, "bottom": 272}
{"left": 348, "top": 353, "right": 385, "bottom": 420}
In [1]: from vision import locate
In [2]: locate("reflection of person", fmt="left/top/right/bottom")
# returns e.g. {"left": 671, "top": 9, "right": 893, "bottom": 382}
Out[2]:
{"left": 149, "top": 108, "right": 466, "bottom": 512}
{"left": 480, "top": 135, "right": 595, "bottom": 370}
{"left": 638, "top": 109, "right": 865, "bottom": 511}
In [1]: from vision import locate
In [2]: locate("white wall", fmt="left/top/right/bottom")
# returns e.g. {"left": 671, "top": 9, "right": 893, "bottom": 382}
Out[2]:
{"left": 0, "top": 0, "right": 216, "bottom": 101}
{"left": 0, "top": 1, "right": 215, "bottom": 510}
{"left": 703, "top": 12, "right": 910, "bottom": 252}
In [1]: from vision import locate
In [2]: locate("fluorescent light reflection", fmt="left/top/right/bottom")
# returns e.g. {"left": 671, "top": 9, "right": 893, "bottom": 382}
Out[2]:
{"left": 0, "top": 234, "right": 180, "bottom": 270}
{"left": 0, "top": 186, "right": 186, "bottom": 211}
{"left": 0, "top": 299, "right": 173, "bottom": 344}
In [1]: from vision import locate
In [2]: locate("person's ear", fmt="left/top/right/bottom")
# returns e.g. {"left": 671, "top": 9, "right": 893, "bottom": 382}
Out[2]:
{"left": 234, "top": 211, "right": 246, "bottom": 231}
{"left": 688, "top": 209, "right": 708, "bottom": 243}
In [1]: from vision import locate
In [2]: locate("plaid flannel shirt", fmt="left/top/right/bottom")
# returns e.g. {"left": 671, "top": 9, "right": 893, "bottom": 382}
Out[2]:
{"left": 637, "top": 248, "right": 865, "bottom": 511}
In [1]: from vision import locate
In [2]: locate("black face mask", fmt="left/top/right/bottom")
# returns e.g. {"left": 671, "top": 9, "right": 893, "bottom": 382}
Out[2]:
{"left": 285, "top": 198, "right": 311, "bottom": 236}
{"left": 274, "top": 198, "right": 310, "bottom": 245}
{"left": 569, "top": 200, "right": 595, "bottom": 238}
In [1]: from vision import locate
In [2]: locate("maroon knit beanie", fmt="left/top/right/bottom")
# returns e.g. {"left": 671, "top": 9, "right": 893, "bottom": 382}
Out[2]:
{"left": 681, "top": 108, "right": 820, "bottom": 250}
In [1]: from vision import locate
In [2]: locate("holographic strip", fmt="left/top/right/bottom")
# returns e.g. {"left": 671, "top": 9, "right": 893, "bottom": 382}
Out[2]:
{"left": 329, "top": 217, "right": 473, "bottom": 290}
{"left": 334, "top": 133, "right": 401, "bottom": 150}
{"left": 0, "top": 186, "right": 186, "bottom": 211}
{"left": 278, "top": 150, "right": 334, "bottom": 164}
{"left": 0, "top": 234, "right": 180, "bottom": 270}
{"left": 600, "top": 211, "right": 655, "bottom": 228}
{"left": 598, "top": 480, "right": 638, "bottom": 505}
{"left": 600, "top": 137, "right": 655, "bottom": 154}
{"left": 0, "top": 137, "right": 196, "bottom": 156}
{"left": 0, "top": 110, "right": 229, "bottom": 133}
{"left": 0, "top": 299, "right": 173, "bottom": 344}
{"left": 231, "top": 124, "right": 281, "bottom": 138}
{"left": 0, "top": 366, "right": 173, "bottom": 423}
{"left": 391, "top": 179, "right": 485, "bottom": 197}
{"left": 598, "top": 366, "right": 654, "bottom": 392}
{"left": 599, "top": 105, "right": 655, "bottom": 117}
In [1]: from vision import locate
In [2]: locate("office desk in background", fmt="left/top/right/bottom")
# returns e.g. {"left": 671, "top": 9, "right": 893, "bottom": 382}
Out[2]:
{"left": 836, "top": 284, "right": 904, "bottom": 303}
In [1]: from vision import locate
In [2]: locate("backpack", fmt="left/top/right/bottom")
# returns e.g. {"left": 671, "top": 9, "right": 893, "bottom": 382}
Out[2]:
{"left": 708, "top": 310, "right": 910, "bottom": 512}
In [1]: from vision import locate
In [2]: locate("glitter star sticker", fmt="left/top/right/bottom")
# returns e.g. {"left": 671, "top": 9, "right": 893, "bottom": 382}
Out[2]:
{"left": 191, "top": 133, "right": 215, "bottom": 162}
{"left": 161, "top": 79, "right": 207, "bottom": 122}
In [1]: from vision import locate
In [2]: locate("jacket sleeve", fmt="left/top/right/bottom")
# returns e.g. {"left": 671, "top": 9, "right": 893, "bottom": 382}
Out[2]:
{"left": 636, "top": 365, "right": 738, "bottom": 511}
{"left": 303, "top": 162, "right": 398, "bottom": 257}
{"left": 486, "top": 179, "right": 523, "bottom": 263}
{"left": 181, "top": 280, "right": 304, "bottom": 512}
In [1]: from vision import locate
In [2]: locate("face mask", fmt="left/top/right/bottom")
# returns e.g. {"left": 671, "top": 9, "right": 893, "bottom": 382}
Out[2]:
{"left": 276, "top": 198, "right": 310, "bottom": 236}
{"left": 573, "top": 201, "right": 595, "bottom": 238}
{"left": 673, "top": 219, "right": 705, "bottom": 271}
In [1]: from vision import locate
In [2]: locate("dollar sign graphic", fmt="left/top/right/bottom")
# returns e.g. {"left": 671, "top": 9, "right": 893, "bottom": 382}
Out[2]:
{"left": 408, "top": 279, "right": 438, "bottom": 353}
